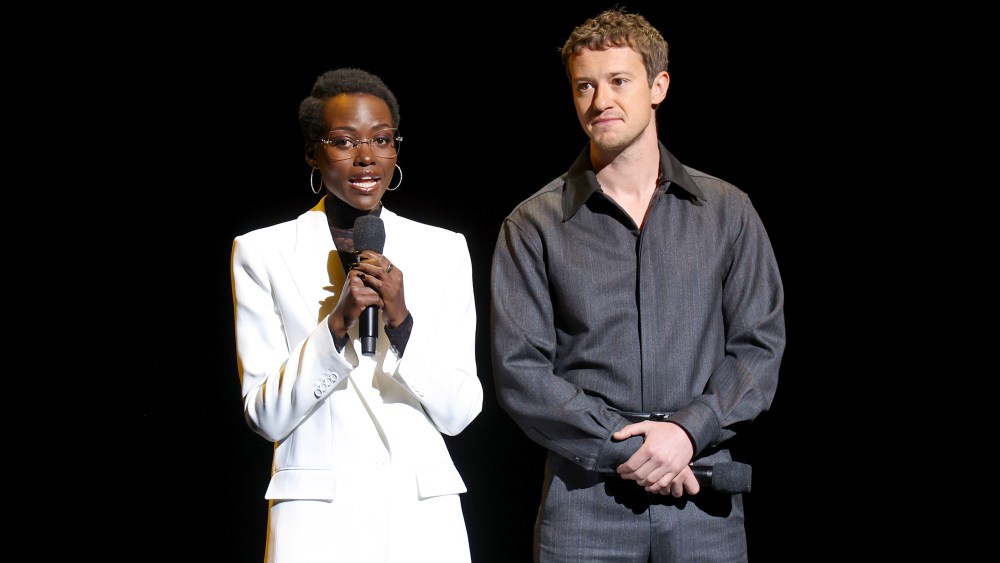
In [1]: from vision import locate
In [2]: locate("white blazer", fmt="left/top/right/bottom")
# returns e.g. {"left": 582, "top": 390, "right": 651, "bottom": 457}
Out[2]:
{"left": 231, "top": 198, "right": 483, "bottom": 561}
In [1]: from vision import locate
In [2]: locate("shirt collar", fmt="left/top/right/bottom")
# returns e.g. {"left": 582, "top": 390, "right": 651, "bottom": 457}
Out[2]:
{"left": 562, "top": 141, "right": 707, "bottom": 222}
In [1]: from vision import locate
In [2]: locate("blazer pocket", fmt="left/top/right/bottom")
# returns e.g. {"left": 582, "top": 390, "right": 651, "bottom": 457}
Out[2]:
{"left": 264, "top": 467, "right": 338, "bottom": 501}
{"left": 415, "top": 462, "right": 467, "bottom": 500}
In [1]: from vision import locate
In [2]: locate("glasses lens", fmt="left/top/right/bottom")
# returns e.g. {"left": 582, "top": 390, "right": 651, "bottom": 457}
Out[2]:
{"left": 370, "top": 129, "right": 400, "bottom": 158}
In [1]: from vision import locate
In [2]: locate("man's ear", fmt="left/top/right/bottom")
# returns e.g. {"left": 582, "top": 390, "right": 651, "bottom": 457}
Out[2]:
{"left": 651, "top": 71, "right": 670, "bottom": 105}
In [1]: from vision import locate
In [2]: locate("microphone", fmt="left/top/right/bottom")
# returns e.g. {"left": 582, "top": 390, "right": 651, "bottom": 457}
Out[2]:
{"left": 690, "top": 462, "right": 752, "bottom": 494}
{"left": 352, "top": 215, "right": 385, "bottom": 357}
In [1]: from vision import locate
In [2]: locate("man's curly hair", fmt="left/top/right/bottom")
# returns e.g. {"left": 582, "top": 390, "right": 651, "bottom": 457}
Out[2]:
{"left": 561, "top": 7, "right": 669, "bottom": 86}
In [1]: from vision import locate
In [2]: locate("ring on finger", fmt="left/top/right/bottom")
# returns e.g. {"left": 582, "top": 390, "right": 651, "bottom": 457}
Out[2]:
{"left": 386, "top": 263, "right": 394, "bottom": 274}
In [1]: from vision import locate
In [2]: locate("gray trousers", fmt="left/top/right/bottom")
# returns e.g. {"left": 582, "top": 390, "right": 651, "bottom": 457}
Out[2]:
{"left": 534, "top": 452, "right": 747, "bottom": 563}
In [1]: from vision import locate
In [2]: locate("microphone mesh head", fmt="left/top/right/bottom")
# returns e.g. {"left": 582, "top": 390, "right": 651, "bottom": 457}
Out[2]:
{"left": 714, "top": 462, "right": 753, "bottom": 494}
{"left": 353, "top": 215, "right": 385, "bottom": 253}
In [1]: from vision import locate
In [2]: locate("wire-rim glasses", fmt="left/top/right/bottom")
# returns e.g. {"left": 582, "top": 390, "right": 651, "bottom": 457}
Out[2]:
{"left": 319, "top": 128, "right": 402, "bottom": 161}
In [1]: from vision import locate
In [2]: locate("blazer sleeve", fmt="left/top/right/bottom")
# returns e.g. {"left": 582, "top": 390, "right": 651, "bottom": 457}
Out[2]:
{"left": 390, "top": 229, "right": 483, "bottom": 436}
{"left": 231, "top": 231, "right": 355, "bottom": 443}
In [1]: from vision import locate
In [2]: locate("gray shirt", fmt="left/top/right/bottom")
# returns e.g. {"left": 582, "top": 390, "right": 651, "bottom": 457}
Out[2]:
{"left": 490, "top": 142, "right": 786, "bottom": 473}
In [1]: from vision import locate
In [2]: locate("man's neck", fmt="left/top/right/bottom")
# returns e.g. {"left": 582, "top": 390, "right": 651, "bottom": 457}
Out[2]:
{"left": 592, "top": 127, "right": 661, "bottom": 222}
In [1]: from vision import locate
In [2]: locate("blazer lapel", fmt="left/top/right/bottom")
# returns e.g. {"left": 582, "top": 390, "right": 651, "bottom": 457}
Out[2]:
{"left": 281, "top": 198, "right": 346, "bottom": 327}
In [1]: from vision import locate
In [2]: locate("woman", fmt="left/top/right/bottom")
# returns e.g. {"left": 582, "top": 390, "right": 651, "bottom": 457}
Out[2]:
{"left": 231, "top": 67, "right": 483, "bottom": 562}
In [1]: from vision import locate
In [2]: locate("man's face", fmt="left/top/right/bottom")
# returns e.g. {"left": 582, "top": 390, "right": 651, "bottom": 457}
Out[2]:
{"left": 568, "top": 46, "right": 667, "bottom": 153}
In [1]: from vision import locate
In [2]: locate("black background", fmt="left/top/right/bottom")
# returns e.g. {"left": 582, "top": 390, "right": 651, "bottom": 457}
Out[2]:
{"left": 128, "top": 1, "right": 874, "bottom": 560}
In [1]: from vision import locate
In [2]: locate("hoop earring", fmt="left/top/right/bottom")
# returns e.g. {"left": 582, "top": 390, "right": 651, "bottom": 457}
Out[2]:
{"left": 386, "top": 164, "right": 403, "bottom": 192}
{"left": 310, "top": 167, "right": 323, "bottom": 194}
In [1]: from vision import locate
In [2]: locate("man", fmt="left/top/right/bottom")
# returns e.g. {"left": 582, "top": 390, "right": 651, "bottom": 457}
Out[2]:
{"left": 490, "top": 8, "right": 785, "bottom": 562}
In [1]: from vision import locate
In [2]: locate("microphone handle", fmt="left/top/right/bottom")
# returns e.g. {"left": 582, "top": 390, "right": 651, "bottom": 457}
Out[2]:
{"left": 360, "top": 304, "right": 378, "bottom": 356}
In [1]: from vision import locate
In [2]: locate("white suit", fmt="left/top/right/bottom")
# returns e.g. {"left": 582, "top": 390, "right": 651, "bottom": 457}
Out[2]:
{"left": 231, "top": 198, "right": 483, "bottom": 562}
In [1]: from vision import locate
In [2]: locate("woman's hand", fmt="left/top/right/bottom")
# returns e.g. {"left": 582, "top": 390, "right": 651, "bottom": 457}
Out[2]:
{"left": 350, "top": 250, "right": 409, "bottom": 329}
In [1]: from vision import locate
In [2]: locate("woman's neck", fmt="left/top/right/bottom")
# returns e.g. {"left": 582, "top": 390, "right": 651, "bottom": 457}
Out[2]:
{"left": 325, "top": 198, "right": 382, "bottom": 230}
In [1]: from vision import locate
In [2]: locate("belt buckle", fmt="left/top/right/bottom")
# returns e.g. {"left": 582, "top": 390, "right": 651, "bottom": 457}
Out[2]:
{"left": 648, "top": 412, "right": 670, "bottom": 421}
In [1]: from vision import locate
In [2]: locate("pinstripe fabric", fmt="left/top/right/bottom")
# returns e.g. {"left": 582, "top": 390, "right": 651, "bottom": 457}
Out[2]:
{"left": 491, "top": 144, "right": 784, "bottom": 562}
{"left": 536, "top": 452, "right": 746, "bottom": 562}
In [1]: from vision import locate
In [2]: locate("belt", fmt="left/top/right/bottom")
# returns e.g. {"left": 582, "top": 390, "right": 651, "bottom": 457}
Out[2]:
{"left": 611, "top": 409, "right": 674, "bottom": 423}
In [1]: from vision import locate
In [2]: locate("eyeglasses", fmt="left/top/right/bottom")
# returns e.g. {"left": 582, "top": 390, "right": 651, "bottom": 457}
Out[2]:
{"left": 319, "top": 128, "right": 402, "bottom": 161}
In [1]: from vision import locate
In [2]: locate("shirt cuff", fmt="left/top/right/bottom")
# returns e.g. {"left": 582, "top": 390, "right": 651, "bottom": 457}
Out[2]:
{"left": 384, "top": 312, "right": 413, "bottom": 356}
